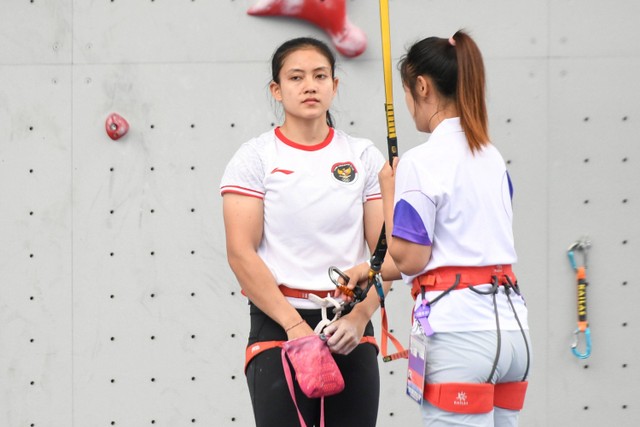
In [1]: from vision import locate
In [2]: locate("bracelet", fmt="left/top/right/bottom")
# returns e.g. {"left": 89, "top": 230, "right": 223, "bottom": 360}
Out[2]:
{"left": 285, "top": 319, "right": 305, "bottom": 332}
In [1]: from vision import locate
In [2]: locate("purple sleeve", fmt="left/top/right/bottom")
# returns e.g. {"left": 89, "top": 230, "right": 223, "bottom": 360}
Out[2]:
{"left": 392, "top": 199, "right": 432, "bottom": 246}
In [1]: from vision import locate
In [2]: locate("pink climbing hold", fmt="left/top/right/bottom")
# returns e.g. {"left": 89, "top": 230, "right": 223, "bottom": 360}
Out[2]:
{"left": 247, "top": 0, "right": 367, "bottom": 58}
{"left": 105, "top": 113, "right": 129, "bottom": 141}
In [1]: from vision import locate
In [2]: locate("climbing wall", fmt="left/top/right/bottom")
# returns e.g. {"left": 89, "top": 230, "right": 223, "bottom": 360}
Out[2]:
{"left": 544, "top": 1, "right": 640, "bottom": 423}
{"left": 1, "top": 1, "right": 639, "bottom": 426}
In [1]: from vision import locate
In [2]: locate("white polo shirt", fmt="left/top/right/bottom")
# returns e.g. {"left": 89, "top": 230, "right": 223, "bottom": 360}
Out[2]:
{"left": 221, "top": 127, "right": 385, "bottom": 308}
{"left": 393, "top": 118, "right": 528, "bottom": 332}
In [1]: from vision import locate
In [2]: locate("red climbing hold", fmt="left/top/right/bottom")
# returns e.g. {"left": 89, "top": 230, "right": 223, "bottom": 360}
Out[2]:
{"left": 247, "top": 0, "right": 367, "bottom": 57}
{"left": 105, "top": 113, "right": 129, "bottom": 141}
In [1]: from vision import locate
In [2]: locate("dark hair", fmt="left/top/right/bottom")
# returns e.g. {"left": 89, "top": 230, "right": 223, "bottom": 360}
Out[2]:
{"left": 399, "top": 30, "right": 488, "bottom": 153}
{"left": 271, "top": 37, "right": 336, "bottom": 128}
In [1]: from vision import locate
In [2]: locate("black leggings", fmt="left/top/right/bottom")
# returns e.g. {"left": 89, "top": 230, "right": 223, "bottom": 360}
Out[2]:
{"left": 246, "top": 303, "right": 380, "bottom": 427}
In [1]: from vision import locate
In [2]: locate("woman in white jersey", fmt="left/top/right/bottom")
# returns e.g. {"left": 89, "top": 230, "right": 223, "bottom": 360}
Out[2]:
{"left": 378, "top": 30, "right": 532, "bottom": 426}
{"left": 221, "top": 37, "right": 390, "bottom": 427}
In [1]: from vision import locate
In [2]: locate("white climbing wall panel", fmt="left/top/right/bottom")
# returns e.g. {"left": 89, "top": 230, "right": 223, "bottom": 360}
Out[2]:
{"left": 1, "top": 0, "right": 639, "bottom": 426}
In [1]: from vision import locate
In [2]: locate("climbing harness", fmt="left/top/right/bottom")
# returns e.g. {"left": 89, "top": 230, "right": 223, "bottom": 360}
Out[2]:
{"left": 244, "top": 276, "right": 381, "bottom": 371}
{"left": 567, "top": 238, "right": 592, "bottom": 359}
{"left": 245, "top": 319, "right": 377, "bottom": 373}
{"left": 244, "top": 282, "right": 378, "bottom": 371}
{"left": 410, "top": 266, "right": 530, "bottom": 412}
{"left": 411, "top": 265, "right": 517, "bottom": 297}
{"left": 244, "top": 336, "right": 379, "bottom": 373}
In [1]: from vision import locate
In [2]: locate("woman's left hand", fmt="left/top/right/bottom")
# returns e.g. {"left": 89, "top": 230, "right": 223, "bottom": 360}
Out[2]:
{"left": 323, "top": 311, "right": 367, "bottom": 355}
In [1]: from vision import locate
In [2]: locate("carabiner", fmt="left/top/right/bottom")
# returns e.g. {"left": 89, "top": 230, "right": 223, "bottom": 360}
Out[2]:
{"left": 329, "top": 266, "right": 350, "bottom": 287}
{"left": 567, "top": 238, "right": 591, "bottom": 271}
{"left": 369, "top": 270, "right": 386, "bottom": 302}
{"left": 571, "top": 327, "right": 592, "bottom": 359}
{"left": 328, "top": 266, "right": 357, "bottom": 299}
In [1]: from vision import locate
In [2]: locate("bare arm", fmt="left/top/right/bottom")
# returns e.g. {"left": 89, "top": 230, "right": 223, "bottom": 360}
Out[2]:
{"left": 223, "top": 193, "right": 313, "bottom": 339}
{"left": 379, "top": 158, "right": 432, "bottom": 276}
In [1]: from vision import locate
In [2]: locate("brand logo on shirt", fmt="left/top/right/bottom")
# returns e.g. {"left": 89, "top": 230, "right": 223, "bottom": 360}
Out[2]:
{"left": 271, "top": 167, "right": 294, "bottom": 175}
{"left": 331, "top": 162, "right": 357, "bottom": 183}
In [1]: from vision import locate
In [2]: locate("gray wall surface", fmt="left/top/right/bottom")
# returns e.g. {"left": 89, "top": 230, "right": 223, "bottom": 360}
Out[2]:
{"left": 1, "top": 1, "right": 639, "bottom": 426}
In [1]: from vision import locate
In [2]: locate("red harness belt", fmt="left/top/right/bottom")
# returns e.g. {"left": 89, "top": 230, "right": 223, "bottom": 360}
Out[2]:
{"left": 278, "top": 284, "right": 334, "bottom": 299}
{"left": 411, "top": 265, "right": 516, "bottom": 299}
{"left": 424, "top": 381, "right": 528, "bottom": 413}
{"left": 240, "top": 285, "right": 335, "bottom": 300}
{"left": 494, "top": 381, "right": 529, "bottom": 410}
{"left": 244, "top": 336, "right": 379, "bottom": 373}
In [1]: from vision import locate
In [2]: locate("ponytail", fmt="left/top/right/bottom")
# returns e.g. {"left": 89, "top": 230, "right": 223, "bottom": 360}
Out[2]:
{"left": 451, "top": 31, "right": 489, "bottom": 153}
{"left": 399, "top": 30, "right": 489, "bottom": 153}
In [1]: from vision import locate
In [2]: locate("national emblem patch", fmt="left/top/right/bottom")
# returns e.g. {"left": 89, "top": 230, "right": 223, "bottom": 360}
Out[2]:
{"left": 331, "top": 162, "right": 357, "bottom": 183}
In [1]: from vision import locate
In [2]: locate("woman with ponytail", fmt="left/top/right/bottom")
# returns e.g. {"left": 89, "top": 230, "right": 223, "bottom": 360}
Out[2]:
{"left": 378, "top": 30, "right": 532, "bottom": 426}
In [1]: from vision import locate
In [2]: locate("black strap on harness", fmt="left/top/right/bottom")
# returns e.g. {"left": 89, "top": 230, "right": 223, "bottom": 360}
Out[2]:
{"left": 418, "top": 274, "right": 531, "bottom": 384}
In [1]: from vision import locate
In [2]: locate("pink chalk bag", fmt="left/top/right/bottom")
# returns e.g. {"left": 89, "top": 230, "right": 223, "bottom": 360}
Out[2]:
{"left": 281, "top": 333, "right": 345, "bottom": 427}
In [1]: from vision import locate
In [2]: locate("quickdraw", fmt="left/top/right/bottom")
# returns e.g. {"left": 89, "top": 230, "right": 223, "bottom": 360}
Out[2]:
{"left": 327, "top": 266, "right": 377, "bottom": 316}
{"left": 328, "top": 264, "right": 407, "bottom": 362}
{"left": 567, "top": 238, "right": 592, "bottom": 359}
{"left": 310, "top": 266, "right": 377, "bottom": 335}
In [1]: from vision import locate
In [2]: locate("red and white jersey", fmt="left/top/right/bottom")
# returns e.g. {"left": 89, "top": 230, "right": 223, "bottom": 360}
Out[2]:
{"left": 221, "top": 127, "right": 385, "bottom": 308}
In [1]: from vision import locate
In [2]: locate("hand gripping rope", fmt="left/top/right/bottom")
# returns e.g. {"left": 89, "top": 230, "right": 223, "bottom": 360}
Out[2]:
{"left": 567, "top": 238, "right": 592, "bottom": 359}
{"left": 325, "top": 0, "right": 406, "bottom": 364}
{"left": 371, "top": 0, "right": 406, "bottom": 362}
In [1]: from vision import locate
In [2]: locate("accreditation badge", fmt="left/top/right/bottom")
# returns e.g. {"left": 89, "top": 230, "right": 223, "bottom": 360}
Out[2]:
{"left": 407, "top": 294, "right": 434, "bottom": 404}
{"left": 406, "top": 321, "right": 428, "bottom": 404}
